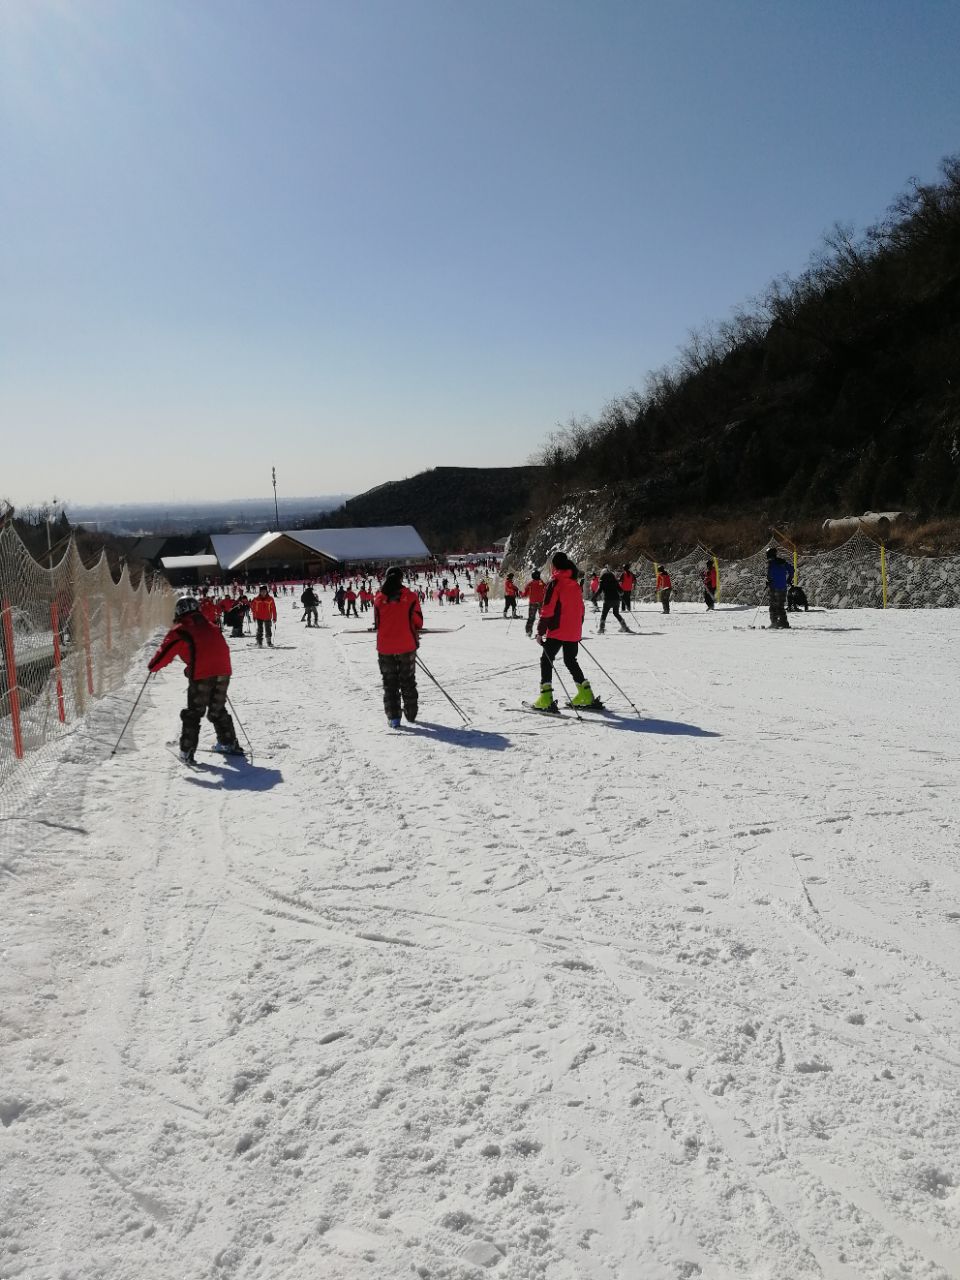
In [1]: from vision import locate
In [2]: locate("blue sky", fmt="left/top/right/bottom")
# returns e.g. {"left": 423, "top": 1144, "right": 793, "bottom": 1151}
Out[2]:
{"left": 3, "top": 0, "right": 959, "bottom": 505}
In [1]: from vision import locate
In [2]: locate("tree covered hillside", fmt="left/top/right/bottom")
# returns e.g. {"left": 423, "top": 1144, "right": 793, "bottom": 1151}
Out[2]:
{"left": 306, "top": 466, "right": 543, "bottom": 551}
{"left": 536, "top": 156, "right": 960, "bottom": 520}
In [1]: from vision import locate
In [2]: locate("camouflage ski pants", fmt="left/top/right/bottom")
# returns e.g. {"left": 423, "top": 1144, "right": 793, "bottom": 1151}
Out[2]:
{"left": 378, "top": 651, "right": 418, "bottom": 722}
{"left": 181, "top": 676, "right": 238, "bottom": 753}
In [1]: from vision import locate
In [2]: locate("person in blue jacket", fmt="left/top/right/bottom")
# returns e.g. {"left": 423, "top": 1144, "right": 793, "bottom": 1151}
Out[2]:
{"left": 766, "top": 547, "right": 794, "bottom": 629}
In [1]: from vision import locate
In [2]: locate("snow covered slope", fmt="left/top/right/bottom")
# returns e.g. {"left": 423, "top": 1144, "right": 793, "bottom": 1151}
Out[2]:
{"left": 3, "top": 600, "right": 960, "bottom": 1279}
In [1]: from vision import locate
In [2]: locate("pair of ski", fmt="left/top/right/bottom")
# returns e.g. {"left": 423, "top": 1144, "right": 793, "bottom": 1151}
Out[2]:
{"left": 518, "top": 700, "right": 613, "bottom": 721}
{"left": 165, "top": 743, "right": 248, "bottom": 769}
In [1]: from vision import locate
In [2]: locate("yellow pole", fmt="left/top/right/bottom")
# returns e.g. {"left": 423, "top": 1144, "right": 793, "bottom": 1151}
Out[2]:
{"left": 654, "top": 562, "right": 660, "bottom": 603}
{"left": 880, "top": 544, "right": 887, "bottom": 609}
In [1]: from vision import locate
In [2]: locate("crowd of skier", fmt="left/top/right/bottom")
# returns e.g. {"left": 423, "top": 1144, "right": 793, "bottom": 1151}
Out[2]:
{"left": 148, "top": 547, "right": 806, "bottom": 758}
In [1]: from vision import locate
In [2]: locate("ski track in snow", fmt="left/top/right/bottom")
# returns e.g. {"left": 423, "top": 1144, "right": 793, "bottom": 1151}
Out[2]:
{"left": 2, "top": 603, "right": 960, "bottom": 1279}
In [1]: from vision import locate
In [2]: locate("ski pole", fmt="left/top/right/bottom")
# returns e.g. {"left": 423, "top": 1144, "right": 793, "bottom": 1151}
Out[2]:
{"left": 578, "top": 641, "right": 643, "bottom": 718}
{"left": 226, "top": 694, "right": 255, "bottom": 760}
{"left": 111, "top": 671, "right": 153, "bottom": 757}
{"left": 415, "top": 655, "right": 471, "bottom": 725}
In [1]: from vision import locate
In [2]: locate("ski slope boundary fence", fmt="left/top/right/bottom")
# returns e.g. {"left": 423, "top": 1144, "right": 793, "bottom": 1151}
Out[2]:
{"left": 0, "top": 525, "right": 173, "bottom": 808}
{"left": 505, "top": 525, "right": 960, "bottom": 610}
{"left": 632, "top": 530, "right": 960, "bottom": 609}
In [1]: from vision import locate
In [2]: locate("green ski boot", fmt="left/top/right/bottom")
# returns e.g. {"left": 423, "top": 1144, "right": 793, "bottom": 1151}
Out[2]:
{"left": 570, "top": 680, "right": 595, "bottom": 708}
{"left": 532, "top": 683, "right": 557, "bottom": 711}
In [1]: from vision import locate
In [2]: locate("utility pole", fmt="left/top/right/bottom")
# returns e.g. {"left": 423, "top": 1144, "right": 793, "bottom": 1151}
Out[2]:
{"left": 272, "top": 466, "right": 279, "bottom": 529}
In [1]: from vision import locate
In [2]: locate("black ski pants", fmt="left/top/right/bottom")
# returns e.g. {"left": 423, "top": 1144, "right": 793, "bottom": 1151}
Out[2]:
{"left": 256, "top": 619, "right": 273, "bottom": 645}
{"left": 525, "top": 603, "right": 541, "bottom": 635}
{"left": 599, "top": 597, "right": 626, "bottom": 630}
{"left": 660, "top": 588, "right": 672, "bottom": 614}
{"left": 540, "top": 638, "right": 585, "bottom": 686}
{"left": 346, "top": 601, "right": 359, "bottom": 617}
{"left": 181, "top": 676, "right": 237, "bottom": 754}
{"left": 503, "top": 596, "right": 518, "bottom": 617}
{"left": 478, "top": 596, "right": 489, "bottom": 611}
{"left": 378, "top": 651, "right": 418, "bottom": 721}
{"left": 620, "top": 590, "right": 632, "bottom": 612}
{"left": 303, "top": 606, "right": 318, "bottom": 626}
{"left": 703, "top": 589, "right": 715, "bottom": 610}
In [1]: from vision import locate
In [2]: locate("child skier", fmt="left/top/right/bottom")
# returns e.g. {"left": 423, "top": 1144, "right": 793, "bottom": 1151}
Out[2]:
{"left": 148, "top": 597, "right": 242, "bottom": 762}
{"left": 250, "top": 586, "right": 277, "bottom": 646}
{"left": 476, "top": 578, "right": 490, "bottom": 611}
{"left": 531, "top": 552, "right": 596, "bottom": 711}
{"left": 373, "top": 565, "right": 424, "bottom": 728}
{"left": 656, "top": 565, "right": 672, "bottom": 614}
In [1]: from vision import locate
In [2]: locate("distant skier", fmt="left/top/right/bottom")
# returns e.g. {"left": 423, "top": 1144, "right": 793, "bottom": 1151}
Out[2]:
{"left": 198, "top": 591, "right": 218, "bottom": 626}
{"left": 589, "top": 571, "right": 601, "bottom": 612}
{"left": 766, "top": 548, "right": 793, "bottom": 628}
{"left": 301, "top": 585, "right": 320, "bottom": 626}
{"left": 374, "top": 565, "right": 424, "bottom": 728}
{"left": 531, "top": 552, "right": 597, "bottom": 710}
{"left": 656, "top": 565, "right": 672, "bottom": 614}
{"left": 476, "top": 578, "right": 490, "bottom": 612}
{"left": 251, "top": 586, "right": 277, "bottom": 646}
{"left": 345, "top": 587, "right": 359, "bottom": 618}
{"left": 503, "top": 572, "right": 520, "bottom": 617}
{"left": 597, "top": 566, "right": 630, "bottom": 633}
{"left": 701, "top": 560, "right": 717, "bottom": 610}
{"left": 333, "top": 585, "right": 346, "bottom": 615}
{"left": 787, "top": 581, "right": 809, "bottom": 612}
{"left": 619, "top": 565, "right": 635, "bottom": 612}
{"left": 522, "top": 569, "right": 547, "bottom": 636}
{"left": 148, "top": 597, "right": 242, "bottom": 763}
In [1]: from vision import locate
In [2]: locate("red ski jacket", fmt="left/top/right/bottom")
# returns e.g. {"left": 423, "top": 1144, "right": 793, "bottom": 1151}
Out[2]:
{"left": 702, "top": 565, "right": 717, "bottom": 590}
{"left": 537, "top": 568, "right": 584, "bottom": 643}
{"left": 476, "top": 582, "right": 489, "bottom": 596}
{"left": 656, "top": 571, "right": 672, "bottom": 591}
{"left": 522, "top": 580, "right": 547, "bottom": 604}
{"left": 504, "top": 578, "right": 519, "bottom": 597}
{"left": 149, "top": 612, "right": 232, "bottom": 680}
{"left": 374, "top": 587, "right": 423, "bottom": 654}
{"left": 619, "top": 572, "right": 635, "bottom": 593}
{"left": 250, "top": 595, "right": 277, "bottom": 622}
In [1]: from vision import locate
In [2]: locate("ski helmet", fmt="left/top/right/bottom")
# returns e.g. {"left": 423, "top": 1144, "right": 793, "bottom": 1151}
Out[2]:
{"left": 174, "top": 596, "right": 199, "bottom": 618}
{"left": 766, "top": 547, "right": 776, "bottom": 559}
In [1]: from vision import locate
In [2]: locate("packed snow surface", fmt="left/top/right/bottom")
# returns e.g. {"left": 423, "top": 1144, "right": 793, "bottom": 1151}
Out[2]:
{"left": 3, "top": 599, "right": 960, "bottom": 1280}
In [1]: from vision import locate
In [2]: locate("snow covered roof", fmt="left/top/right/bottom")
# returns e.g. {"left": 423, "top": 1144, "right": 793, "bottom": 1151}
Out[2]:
{"left": 209, "top": 533, "right": 265, "bottom": 567}
{"left": 208, "top": 526, "right": 430, "bottom": 570}
{"left": 293, "top": 527, "right": 430, "bottom": 563}
{"left": 160, "top": 554, "right": 220, "bottom": 569}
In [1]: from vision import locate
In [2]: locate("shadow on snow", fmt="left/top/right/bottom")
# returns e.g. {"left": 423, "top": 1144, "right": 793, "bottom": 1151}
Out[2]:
{"left": 398, "top": 720, "right": 512, "bottom": 752}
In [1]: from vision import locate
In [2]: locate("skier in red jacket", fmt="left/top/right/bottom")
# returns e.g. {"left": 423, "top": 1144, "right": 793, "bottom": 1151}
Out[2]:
{"left": 532, "top": 553, "right": 597, "bottom": 711}
{"left": 475, "top": 579, "right": 490, "bottom": 612}
{"left": 503, "top": 573, "right": 520, "bottom": 617}
{"left": 374, "top": 566, "right": 424, "bottom": 728}
{"left": 148, "top": 597, "right": 242, "bottom": 762}
{"left": 522, "top": 570, "right": 547, "bottom": 636}
{"left": 250, "top": 586, "right": 278, "bottom": 646}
